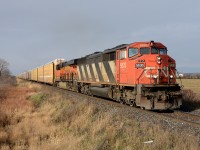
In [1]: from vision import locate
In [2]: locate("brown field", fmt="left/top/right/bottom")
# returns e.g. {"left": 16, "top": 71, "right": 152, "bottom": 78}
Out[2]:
{"left": 0, "top": 79, "right": 199, "bottom": 150}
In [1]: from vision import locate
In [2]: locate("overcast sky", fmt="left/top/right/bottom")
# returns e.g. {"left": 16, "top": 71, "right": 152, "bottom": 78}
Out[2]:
{"left": 1, "top": 0, "right": 200, "bottom": 75}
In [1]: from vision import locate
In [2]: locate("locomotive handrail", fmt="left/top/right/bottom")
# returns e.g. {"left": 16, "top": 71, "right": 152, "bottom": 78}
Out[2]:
{"left": 137, "top": 69, "right": 145, "bottom": 84}
{"left": 176, "top": 69, "right": 183, "bottom": 89}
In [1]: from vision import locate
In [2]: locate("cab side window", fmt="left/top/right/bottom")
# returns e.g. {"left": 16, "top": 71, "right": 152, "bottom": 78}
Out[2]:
{"left": 128, "top": 48, "right": 138, "bottom": 57}
{"left": 120, "top": 49, "right": 126, "bottom": 59}
{"left": 152, "top": 48, "right": 159, "bottom": 54}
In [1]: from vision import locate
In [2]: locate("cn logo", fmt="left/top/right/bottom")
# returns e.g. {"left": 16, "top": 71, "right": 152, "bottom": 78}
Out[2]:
{"left": 144, "top": 67, "right": 169, "bottom": 78}
{"left": 162, "top": 67, "right": 169, "bottom": 77}
{"left": 144, "top": 67, "right": 156, "bottom": 78}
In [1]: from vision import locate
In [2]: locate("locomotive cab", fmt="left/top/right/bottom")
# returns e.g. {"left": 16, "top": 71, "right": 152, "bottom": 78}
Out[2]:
{"left": 116, "top": 41, "right": 182, "bottom": 110}
{"left": 116, "top": 41, "right": 177, "bottom": 85}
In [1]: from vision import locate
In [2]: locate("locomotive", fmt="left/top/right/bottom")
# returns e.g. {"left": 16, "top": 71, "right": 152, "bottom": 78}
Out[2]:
{"left": 19, "top": 41, "right": 182, "bottom": 110}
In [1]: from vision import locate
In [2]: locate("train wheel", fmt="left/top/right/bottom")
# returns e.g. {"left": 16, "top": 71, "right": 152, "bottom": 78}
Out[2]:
{"left": 83, "top": 84, "right": 90, "bottom": 95}
{"left": 120, "top": 99, "right": 125, "bottom": 104}
{"left": 80, "top": 86, "right": 85, "bottom": 94}
{"left": 130, "top": 100, "right": 136, "bottom": 107}
{"left": 57, "top": 82, "right": 60, "bottom": 88}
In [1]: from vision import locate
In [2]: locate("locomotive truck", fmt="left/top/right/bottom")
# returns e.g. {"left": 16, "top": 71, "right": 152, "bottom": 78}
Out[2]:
{"left": 18, "top": 41, "right": 182, "bottom": 110}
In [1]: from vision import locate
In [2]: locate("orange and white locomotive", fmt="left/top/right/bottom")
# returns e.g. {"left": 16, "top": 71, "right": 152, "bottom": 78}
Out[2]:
{"left": 56, "top": 41, "right": 182, "bottom": 110}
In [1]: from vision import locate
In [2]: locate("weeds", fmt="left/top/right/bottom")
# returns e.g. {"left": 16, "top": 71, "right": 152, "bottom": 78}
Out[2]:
{"left": 0, "top": 79, "right": 199, "bottom": 150}
{"left": 181, "top": 89, "right": 200, "bottom": 111}
{"left": 27, "top": 93, "right": 49, "bottom": 108}
{"left": 0, "top": 88, "right": 7, "bottom": 102}
{"left": 0, "top": 76, "right": 16, "bottom": 87}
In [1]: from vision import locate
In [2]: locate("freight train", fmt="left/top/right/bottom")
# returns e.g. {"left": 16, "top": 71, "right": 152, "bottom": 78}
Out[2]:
{"left": 18, "top": 41, "right": 182, "bottom": 110}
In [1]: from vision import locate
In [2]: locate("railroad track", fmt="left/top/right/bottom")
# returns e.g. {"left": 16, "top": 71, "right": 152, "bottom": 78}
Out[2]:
{"left": 159, "top": 111, "right": 200, "bottom": 128}
{"left": 39, "top": 82, "right": 200, "bottom": 129}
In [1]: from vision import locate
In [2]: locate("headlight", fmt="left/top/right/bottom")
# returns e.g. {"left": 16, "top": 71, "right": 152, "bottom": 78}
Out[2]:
{"left": 153, "top": 75, "right": 158, "bottom": 79}
{"left": 170, "top": 75, "right": 173, "bottom": 78}
{"left": 157, "top": 61, "right": 161, "bottom": 64}
{"left": 157, "top": 56, "right": 161, "bottom": 60}
{"left": 157, "top": 56, "right": 161, "bottom": 64}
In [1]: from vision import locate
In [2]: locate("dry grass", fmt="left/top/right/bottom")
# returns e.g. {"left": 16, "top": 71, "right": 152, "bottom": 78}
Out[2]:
{"left": 0, "top": 88, "right": 7, "bottom": 103}
{"left": 177, "top": 79, "right": 200, "bottom": 111}
{"left": 181, "top": 89, "right": 200, "bottom": 111}
{"left": 51, "top": 100, "right": 198, "bottom": 150}
{"left": 177, "top": 79, "right": 200, "bottom": 94}
{"left": 0, "top": 79, "right": 199, "bottom": 150}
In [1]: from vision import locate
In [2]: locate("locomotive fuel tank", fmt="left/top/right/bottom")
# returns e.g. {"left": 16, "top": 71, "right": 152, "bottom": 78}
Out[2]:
{"left": 90, "top": 86, "right": 112, "bottom": 99}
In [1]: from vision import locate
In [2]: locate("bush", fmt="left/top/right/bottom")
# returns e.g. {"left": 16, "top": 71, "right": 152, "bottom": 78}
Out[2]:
{"left": 181, "top": 89, "right": 200, "bottom": 111}
{"left": 0, "top": 76, "right": 16, "bottom": 87}
{"left": 27, "top": 93, "right": 49, "bottom": 108}
{"left": 0, "top": 89, "right": 7, "bottom": 102}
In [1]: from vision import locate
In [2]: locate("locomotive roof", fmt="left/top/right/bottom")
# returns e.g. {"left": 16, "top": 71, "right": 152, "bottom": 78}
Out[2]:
{"left": 77, "top": 44, "right": 128, "bottom": 61}
{"left": 67, "top": 59, "right": 78, "bottom": 65}
{"left": 77, "top": 41, "right": 166, "bottom": 62}
{"left": 62, "top": 59, "right": 78, "bottom": 66}
{"left": 130, "top": 41, "right": 167, "bottom": 49}
{"left": 86, "top": 52, "right": 102, "bottom": 59}
{"left": 103, "top": 44, "right": 128, "bottom": 54}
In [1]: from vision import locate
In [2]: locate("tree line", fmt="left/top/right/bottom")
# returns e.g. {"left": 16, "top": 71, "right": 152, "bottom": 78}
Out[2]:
{"left": 0, "top": 58, "right": 17, "bottom": 86}
{"left": 0, "top": 58, "right": 10, "bottom": 77}
{"left": 181, "top": 73, "right": 200, "bottom": 79}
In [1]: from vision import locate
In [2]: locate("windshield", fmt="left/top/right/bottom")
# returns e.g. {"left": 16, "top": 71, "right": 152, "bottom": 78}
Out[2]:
{"left": 128, "top": 48, "right": 138, "bottom": 57}
{"left": 140, "top": 48, "right": 150, "bottom": 54}
{"left": 152, "top": 47, "right": 167, "bottom": 54}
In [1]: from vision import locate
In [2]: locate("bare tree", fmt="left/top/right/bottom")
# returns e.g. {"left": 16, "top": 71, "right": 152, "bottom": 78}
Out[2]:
{"left": 0, "top": 58, "right": 10, "bottom": 77}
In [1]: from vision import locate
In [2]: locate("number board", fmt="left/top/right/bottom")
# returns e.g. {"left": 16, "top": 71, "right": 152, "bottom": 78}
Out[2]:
{"left": 135, "top": 63, "right": 145, "bottom": 68}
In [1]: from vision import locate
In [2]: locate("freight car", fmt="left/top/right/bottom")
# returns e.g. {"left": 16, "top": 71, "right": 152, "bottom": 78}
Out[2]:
{"left": 19, "top": 41, "right": 182, "bottom": 110}
{"left": 19, "top": 59, "right": 64, "bottom": 85}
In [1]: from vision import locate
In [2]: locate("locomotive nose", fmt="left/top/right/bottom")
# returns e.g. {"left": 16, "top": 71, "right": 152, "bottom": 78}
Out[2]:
{"left": 157, "top": 55, "right": 176, "bottom": 84}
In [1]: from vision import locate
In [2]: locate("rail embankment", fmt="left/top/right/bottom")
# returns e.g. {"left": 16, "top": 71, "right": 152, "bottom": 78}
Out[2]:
{"left": 0, "top": 79, "right": 199, "bottom": 150}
